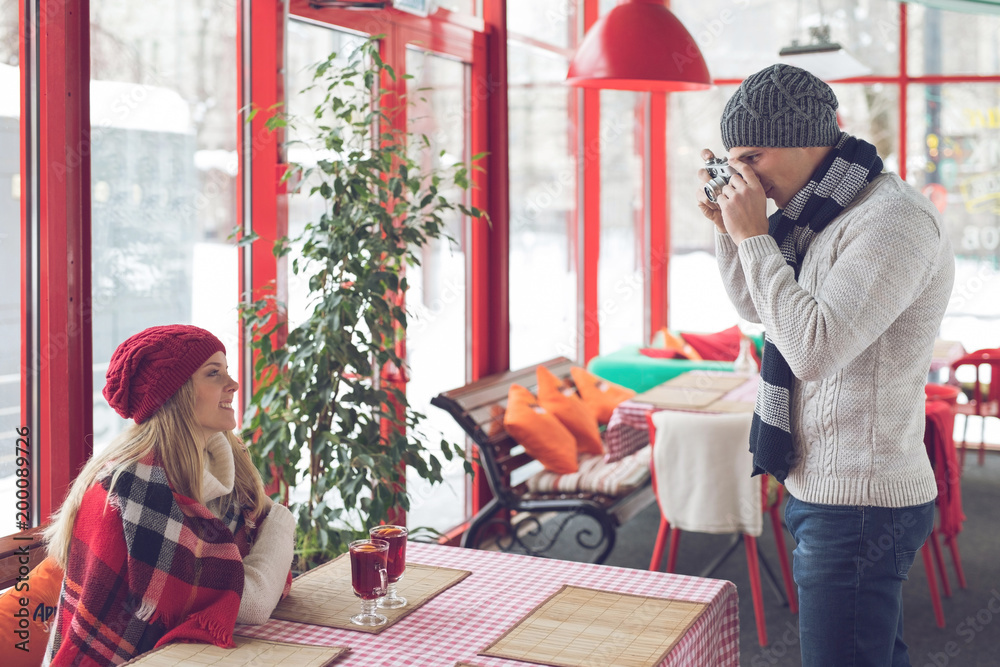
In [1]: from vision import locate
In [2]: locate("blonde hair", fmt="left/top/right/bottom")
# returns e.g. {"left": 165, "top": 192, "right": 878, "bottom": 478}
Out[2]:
{"left": 45, "top": 380, "right": 267, "bottom": 569}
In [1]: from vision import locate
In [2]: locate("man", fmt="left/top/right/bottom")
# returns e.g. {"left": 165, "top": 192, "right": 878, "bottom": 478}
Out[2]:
{"left": 698, "top": 64, "right": 954, "bottom": 666}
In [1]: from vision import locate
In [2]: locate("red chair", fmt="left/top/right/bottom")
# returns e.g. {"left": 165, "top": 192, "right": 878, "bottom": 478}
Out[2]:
{"left": 950, "top": 348, "right": 1000, "bottom": 467}
{"left": 921, "top": 384, "right": 968, "bottom": 628}
{"left": 645, "top": 411, "right": 797, "bottom": 647}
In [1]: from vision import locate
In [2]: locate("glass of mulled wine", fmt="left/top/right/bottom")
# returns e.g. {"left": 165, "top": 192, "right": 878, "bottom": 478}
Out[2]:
{"left": 349, "top": 539, "right": 388, "bottom": 626}
{"left": 369, "top": 524, "right": 408, "bottom": 608}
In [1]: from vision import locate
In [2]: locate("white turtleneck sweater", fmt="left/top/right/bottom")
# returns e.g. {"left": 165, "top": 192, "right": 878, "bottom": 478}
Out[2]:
{"left": 202, "top": 433, "right": 296, "bottom": 625}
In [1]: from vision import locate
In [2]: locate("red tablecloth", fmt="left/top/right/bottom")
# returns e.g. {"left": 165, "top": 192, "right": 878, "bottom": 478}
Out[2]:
{"left": 236, "top": 542, "right": 740, "bottom": 666}
{"left": 924, "top": 398, "right": 965, "bottom": 537}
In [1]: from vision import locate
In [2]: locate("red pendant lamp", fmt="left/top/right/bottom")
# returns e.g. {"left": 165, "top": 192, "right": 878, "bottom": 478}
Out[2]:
{"left": 566, "top": 0, "right": 712, "bottom": 91}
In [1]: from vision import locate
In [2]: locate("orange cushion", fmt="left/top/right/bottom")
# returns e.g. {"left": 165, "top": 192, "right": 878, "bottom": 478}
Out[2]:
{"left": 652, "top": 327, "right": 702, "bottom": 360}
{"left": 570, "top": 367, "right": 637, "bottom": 425}
{"left": 535, "top": 366, "right": 604, "bottom": 456}
{"left": 0, "top": 555, "right": 63, "bottom": 667}
{"left": 503, "top": 384, "right": 578, "bottom": 474}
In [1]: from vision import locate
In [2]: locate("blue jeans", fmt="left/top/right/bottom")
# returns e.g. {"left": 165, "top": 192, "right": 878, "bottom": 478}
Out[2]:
{"left": 784, "top": 495, "right": 935, "bottom": 667}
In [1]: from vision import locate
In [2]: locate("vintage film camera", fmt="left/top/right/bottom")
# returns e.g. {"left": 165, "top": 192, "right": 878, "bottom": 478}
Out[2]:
{"left": 703, "top": 157, "right": 732, "bottom": 203}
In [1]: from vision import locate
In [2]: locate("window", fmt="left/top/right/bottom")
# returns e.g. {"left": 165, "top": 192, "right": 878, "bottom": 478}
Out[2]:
{"left": 286, "top": 22, "right": 365, "bottom": 331}
{"left": 507, "top": 42, "right": 578, "bottom": 367}
{"left": 907, "top": 83, "right": 1000, "bottom": 353}
{"left": 0, "top": 3, "right": 19, "bottom": 533}
{"left": 598, "top": 90, "right": 644, "bottom": 353}
{"left": 436, "top": 0, "right": 477, "bottom": 15}
{"left": 673, "top": 0, "right": 899, "bottom": 79}
{"left": 89, "top": 1, "right": 240, "bottom": 451}
{"left": 403, "top": 46, "right": 472, "bottom": 532}
{"left": 283, "top": 21, "right": 366, "bottom": 512}
{"left": 507, "top": 0, "right": 573, "bottom": 48}
{"left": 907, "top": 5, "right": 1000, "bottom": 76}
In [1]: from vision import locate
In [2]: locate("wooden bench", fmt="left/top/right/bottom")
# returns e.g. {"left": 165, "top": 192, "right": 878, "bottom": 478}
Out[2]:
{"left": 431, "top": 357, "right": 654, "bottom": 564}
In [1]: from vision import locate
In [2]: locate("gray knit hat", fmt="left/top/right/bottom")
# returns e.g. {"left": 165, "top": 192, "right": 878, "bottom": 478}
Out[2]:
{"left": 720, "top": 64, "right": 840, "bottom": 151}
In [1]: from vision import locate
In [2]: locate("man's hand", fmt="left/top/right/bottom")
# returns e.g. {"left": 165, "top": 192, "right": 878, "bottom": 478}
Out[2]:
{"left": 715, "top": 157, "right": 770, "bottom": 244}
{"left": 696, "top": 149, "right": 727, "bottom": 234}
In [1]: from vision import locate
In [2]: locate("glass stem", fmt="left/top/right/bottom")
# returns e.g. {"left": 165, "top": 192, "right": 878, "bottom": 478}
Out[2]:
{"left": 361, "top": 598, "right": 378, "bottom": 617}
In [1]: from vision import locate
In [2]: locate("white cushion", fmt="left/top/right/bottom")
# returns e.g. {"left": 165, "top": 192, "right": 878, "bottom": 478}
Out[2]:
{"left": 526, "top": 445, "right": 651, "bottom": 497}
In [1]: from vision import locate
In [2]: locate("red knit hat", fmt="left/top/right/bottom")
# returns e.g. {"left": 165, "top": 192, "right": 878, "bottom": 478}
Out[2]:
{"left": 104, "top": 325, "right": 226, "bottom": 424}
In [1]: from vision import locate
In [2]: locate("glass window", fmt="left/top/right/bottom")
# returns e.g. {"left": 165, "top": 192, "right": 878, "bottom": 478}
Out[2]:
{"left": 907, "top": 5, "right": 1000, "bottom": 76}
{"left": 907, "top": 83, "right": 1000, "bottom": 353}
{"left": 286, "top": 23, "right": 365, "bottom": 330}
{"left": 89, "top": 1, "right": 240, "bottom": 451}
{"left": 666, "top": 86, "right": 744, "bottom": 333}
{"left": 403, "top": 47, "right": 471, "bottom": 533}
{"left": 598, "top": 90, "right": 643, "bottom": 353}
{"left": 830, "top": 83, "right": 899, "bottom": 172}
{"left": 285, "top": 22, "right": 365, "bottom": 512}
{"left": 1, "top": 6, "right": 20, "bottom": 534}
{"left": 507, "top": 0, "right": 573, "bottom": 49}
{"left": 507, "top": 42, "right": 578, "bottom": 367}
{"left": 671, "top": 0, "right": 899, "bottom": 79}
{"left": 436, "top": 0, "right": 477, "bottom": 15}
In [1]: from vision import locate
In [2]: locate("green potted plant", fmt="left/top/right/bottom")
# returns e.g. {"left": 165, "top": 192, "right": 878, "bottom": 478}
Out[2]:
{"left": 238, "top": 37, "right": 484, "bottom": 570}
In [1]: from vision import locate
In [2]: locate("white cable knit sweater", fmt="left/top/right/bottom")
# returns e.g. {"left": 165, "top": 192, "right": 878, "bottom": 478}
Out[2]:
{"left": 202, "top": 434, "right": 296, "bottom": 624}
{"left": 716, "top": 173, "right": 954, "bottom": 507}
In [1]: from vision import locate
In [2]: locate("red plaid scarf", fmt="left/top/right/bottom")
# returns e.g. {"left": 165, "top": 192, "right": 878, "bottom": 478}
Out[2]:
{"left": 49, "top": 451, "right": 258, "bottom": 666}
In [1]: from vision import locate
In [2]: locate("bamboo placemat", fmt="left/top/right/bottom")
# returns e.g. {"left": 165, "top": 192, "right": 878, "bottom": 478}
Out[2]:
{"left": 699, "top": 399, "right": 755, "bottom": 414}
{"left": 664, "top": 373, "right": 749, "bottom": 392}
{"left": 122, "top": 637, "right": 349, "bottom": 667}
{"left": 631, "top": 385, "right": 726, "bottom": 410}
{"left": 259, "top": 553, "right": 472, "bottom": 634}
{"left": 480, "top": 585, "right": 709, "bottom": 667}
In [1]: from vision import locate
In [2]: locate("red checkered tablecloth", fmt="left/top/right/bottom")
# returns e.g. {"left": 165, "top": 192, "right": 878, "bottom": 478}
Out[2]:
{"left": 237, "top": 542, "right": 740, "bottom": 666}
{"left": 605, "top": 374, "right": 759, "bottom": 462}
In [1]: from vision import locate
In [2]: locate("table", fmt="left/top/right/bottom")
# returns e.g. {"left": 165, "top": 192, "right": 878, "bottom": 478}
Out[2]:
{"left": 236, "top": 542, "right": 740, "bottom": 666}
{"left": 605, "top": 374, "right": 759, "bottom": 461}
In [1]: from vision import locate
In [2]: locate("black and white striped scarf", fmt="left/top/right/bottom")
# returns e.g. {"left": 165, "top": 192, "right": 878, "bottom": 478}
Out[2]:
{"left": 749, "top": 133, "right": 883, "bottom": 482}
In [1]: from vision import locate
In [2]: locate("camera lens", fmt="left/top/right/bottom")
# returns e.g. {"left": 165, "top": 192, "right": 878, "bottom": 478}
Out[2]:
{"left": 705, "top": 177, "right": 727, "bottom": 203}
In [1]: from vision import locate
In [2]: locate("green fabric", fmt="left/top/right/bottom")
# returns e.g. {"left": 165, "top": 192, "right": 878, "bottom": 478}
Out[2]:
{"left": 586, "top": 347, "right": 723, "bottom": 393}
{"left": 586, "top": 333, "right": 765, "bottom": 393}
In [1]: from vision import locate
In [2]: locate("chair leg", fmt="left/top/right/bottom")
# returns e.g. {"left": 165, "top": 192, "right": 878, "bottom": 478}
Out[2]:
{"left": 958, "top": 414, "right": 969, "bottom": 469}
{"left": 921, "top": 541, "right": 946, "bottom": 628}
{"left": 979, "top": 417, "right": 987, "bottom": 466}
{"left": 744, "top": 535, "right": 768, "bottom": 646}
{"left": 665, "top": 527, "right": 682, "bottom": 574}
{"left": 460, "top": 497, "right": 501, "bottom": 549}
{"left": 649, "top": 517, "right": 670, "bottom": 572}
{"left": 929, "top": 528, "right": 951, "bottom": 598}
{"left": 945, "top": 535, "right": 967, "bottom": 589}
{"left": 769, "top": 504, "right": 798, "bottom": 614}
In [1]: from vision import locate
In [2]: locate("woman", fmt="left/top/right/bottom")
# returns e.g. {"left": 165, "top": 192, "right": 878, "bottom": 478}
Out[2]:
{"left": 43, "top": 325, "right": 296, "bottom": 666}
